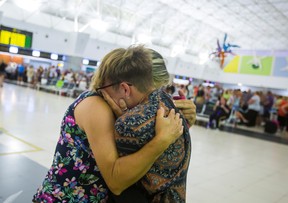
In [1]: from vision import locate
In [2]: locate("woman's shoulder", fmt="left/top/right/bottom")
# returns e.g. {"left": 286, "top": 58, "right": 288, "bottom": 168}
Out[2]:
{"left": 74, "top": 92, "right": 114, "bottom": 130}
{"left": 74, "top": 92, "right": 109, "bottom": 112}
{"left": 71, "top": 91, "right": 99, "bottom": 107}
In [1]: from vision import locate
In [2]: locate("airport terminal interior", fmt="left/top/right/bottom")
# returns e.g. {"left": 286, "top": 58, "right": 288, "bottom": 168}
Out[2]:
{"left": 1, "top": 0, "right": 288, "bottom": 202}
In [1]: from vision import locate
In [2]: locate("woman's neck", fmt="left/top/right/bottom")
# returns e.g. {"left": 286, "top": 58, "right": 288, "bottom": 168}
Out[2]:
{"left": 137, "top": 88, "right": 156, "bottom": 105}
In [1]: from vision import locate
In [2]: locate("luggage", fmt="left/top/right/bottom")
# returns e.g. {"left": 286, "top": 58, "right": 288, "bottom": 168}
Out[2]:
{"left": 264, "top": 120, "right": 278, "bottom": 134}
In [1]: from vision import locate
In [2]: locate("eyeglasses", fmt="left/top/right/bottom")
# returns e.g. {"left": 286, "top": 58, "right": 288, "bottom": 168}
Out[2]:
{"left": 96, "top": 81, "right": 132, "bottom": 95}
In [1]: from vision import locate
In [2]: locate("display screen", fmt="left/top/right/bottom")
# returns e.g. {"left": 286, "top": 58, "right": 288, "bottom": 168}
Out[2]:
{"left": 0, "top": 25, "right": 32, "bottom": 48}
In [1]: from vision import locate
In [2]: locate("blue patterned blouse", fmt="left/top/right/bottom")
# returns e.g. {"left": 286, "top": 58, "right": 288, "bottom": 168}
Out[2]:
{"left": 115, "top": 89, "right": 191, "bottom": 203}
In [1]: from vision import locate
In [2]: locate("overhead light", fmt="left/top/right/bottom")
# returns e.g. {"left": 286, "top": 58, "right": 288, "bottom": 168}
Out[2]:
{"left": 238, "top": 83, "right": 242, "bottom": 86}
{"left": 32, "top": 50, "right": 40, "bottom": 57}
{"left": 82, "top": 59, "right": 89, "bottom": 65}
{"left": 9, "top": 46, "right": 18, "bottom": 54}
{"left": 173, "top": 78, "right": 190, "bottom": 85}
{"left": 14, "top": 0, "right": 42, "bottom": 12}
{"left": 51, "top": 53, "right": 58, "bottom": 60}
{"left": 90, "top": 19, "right": 109, "bottom": 32}
{"left": 170, "top": 45, "right": 185, "bottom": 57}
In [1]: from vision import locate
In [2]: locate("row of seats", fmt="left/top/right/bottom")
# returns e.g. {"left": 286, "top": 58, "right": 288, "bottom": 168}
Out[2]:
{"left": 37, "top": 78, "right": 79, "bottom": 97}
{"left": 196, "top": 102, "right": 215, "bottom": 118}
{"left": 195, "top": 102, "right": 238, "bottom": 127}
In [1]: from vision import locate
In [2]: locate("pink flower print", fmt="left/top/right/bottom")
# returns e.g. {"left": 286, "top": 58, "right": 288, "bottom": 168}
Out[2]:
{"left": 65, "top": 115, "right": 76, "bottom": 126}
{"left": 59, "top": 132, "right": 74, "bottom": 145}
{"left": 73, "top": 186, "right": 85, "bottom": 198}
{"left": 52, "top": 188, "right": 65, "bottom": 199}
{"left": 73, "top": 158, "right": 89, "bottom": 173}
{"left": 58, "top": 134, "right": 65, "bottom": 145}
{"left": 55, "top": 163, "right": 67, "bottom": 176}
{"left": 64, "top": 133, "right": 74, "bottom": 144}
{"left": 90, "top": 184, "right": 98, "bottom": 195}
{"left": 39, "top": 193, "right": 55, "bottom": 203}
{"left": 64, "top": 177, "right": 77, "bottom": 188}
{"left": 91, "top": 184, "right": 107, "bottom": 197}
{"left": 47, "top": 168, "right": 54, "bottom": 180}
{"left": 83, "top": 194, "right": 88, "bottom": 200}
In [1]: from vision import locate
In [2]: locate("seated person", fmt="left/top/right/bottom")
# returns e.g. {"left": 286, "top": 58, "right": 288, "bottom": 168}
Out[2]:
{"left": 277, "top": 97, "right": 288, "bottom": 132}
{"left": 235, "top": 91, "right": 261, "bottom": 127}
{"left": 208, "top": 97, "right": 230, "bottom": 129}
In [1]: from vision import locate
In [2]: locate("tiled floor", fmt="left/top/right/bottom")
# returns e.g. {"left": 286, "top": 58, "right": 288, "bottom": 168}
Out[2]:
{"left": 1, "top": 83, "right": 288, "bottom": 203}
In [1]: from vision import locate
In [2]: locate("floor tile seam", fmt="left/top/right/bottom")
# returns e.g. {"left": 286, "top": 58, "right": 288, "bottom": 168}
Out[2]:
{"left": 0, "top": 127, "right": 43, "bottom": 151}
{"left": 0, "top": 149, "right": 42, "bottom": 156}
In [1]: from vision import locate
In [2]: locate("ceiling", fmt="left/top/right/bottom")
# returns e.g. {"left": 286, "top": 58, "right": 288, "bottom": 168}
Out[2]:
{"left": 1, "top": 0, "right": 288, "bottom": 58}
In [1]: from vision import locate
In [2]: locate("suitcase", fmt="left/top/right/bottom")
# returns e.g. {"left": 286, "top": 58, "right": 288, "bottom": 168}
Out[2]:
{"left": 264, "top": 121, "right": 278, "bottom": 134}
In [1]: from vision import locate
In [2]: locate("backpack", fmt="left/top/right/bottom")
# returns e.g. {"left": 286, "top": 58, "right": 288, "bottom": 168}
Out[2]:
{"left": 264, "top": 120, "right": 278, "bottom": 134}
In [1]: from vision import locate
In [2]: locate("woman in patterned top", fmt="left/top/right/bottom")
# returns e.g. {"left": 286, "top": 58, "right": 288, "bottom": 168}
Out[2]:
{"left": 32, "top": 46, "right": 196, "bottom": 203}
{"left": 94, "top": 46, "right": 191, "bottom": 203}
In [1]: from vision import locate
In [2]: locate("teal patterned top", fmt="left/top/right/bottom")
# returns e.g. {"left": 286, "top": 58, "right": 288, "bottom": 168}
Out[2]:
{"left": 115, "top": 89, "right": 191, "bottom": 203}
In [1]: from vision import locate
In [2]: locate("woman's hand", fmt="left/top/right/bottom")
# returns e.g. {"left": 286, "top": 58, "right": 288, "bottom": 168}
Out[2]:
{"left": 101, "top": 90, "right": 128, "bottom": 118}
{"left": 155, "top": 107, "right": 183, "bottom": 147}
{"left": 174, "top": 99, "right": 196, "bottom": 126}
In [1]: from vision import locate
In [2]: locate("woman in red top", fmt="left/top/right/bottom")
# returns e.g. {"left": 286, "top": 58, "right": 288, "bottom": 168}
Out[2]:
{"left": 277, "top": 97, "right": 288, "bottom": 131}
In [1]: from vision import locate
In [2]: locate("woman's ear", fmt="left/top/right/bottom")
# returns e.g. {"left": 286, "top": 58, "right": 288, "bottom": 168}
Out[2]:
{"left": 120, "top": 82, "right": 132, "bottom": 97}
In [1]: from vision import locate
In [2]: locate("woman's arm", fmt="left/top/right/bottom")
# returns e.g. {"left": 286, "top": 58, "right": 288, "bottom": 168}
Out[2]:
{"left": 75, "top": 96, "right": 183, "bottom": 195}
{"left": 221, "top": 104, "right": 230, "bottom": 114}
{"left": 248, "top": 95, "right": 256, "bottom": 105}
{"left": 102, "top": 90, "right": 197, "bottom": 127}
{"left": 213, "top": 101, "right": 220, "bottom": 111}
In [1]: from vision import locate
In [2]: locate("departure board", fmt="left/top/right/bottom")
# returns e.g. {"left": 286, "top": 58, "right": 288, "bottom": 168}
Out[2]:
{"left": 0, "top": 25, "right": 32, "bottom": 48}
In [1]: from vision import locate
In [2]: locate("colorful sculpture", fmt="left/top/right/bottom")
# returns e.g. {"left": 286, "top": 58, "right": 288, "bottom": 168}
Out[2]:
{"left": 210, "top": 33, "right": 240, "bottom": 69}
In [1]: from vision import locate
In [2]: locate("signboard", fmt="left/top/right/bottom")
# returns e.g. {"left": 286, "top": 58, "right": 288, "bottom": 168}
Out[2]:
{"left": 0, "top": 25, "right": 33, "bottom": 48}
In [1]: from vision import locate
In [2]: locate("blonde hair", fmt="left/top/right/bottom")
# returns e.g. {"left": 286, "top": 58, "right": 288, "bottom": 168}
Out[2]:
{"left": 149, "top": 49, "right": 170, "bottom": 88}
{"left": 90, "top": 46, "right": 170, "bottom": 92}
{"left": 90, "top": 45, "right": 153, "bottom": 93}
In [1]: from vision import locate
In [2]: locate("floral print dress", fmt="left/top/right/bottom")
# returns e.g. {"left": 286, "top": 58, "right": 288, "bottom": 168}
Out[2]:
{"left": 33, "top": 91, "right": 109, "bottom": 203}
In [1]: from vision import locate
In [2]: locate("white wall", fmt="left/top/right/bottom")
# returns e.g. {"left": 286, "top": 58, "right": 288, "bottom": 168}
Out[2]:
{"left": 1, "top": 16, "right": 288, "bottom": 90}
{"left": 173, "top": 59, "right": 288, "bottom": 90}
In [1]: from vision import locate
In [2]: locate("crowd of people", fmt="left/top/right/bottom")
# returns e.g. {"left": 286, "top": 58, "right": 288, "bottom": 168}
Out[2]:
{"left": 1, "top": 61, "right": 92, "bottom": 95}
{"left": 167, "top": 82, "right": 288, "bottom": 133}
{"left": 1, "top": 60, "right": 288, "bottom": 134}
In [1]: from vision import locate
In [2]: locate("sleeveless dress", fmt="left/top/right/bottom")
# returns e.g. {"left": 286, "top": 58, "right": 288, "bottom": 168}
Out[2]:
{"left": 115, "top": 89, "right": 191, "bottom": 203}
{"left": 33, "top": 91, "right": 109, "bottom": 203}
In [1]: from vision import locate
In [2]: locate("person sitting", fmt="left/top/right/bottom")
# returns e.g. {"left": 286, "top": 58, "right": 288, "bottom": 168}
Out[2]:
{"left": 235, "top": 91, "right": 261, "bottom": 127}
{"left": 277, "top": 96, "right": 288, "bottom": 132}
{"left": 207, "top": 97, "right": 230, "bottom": 129}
